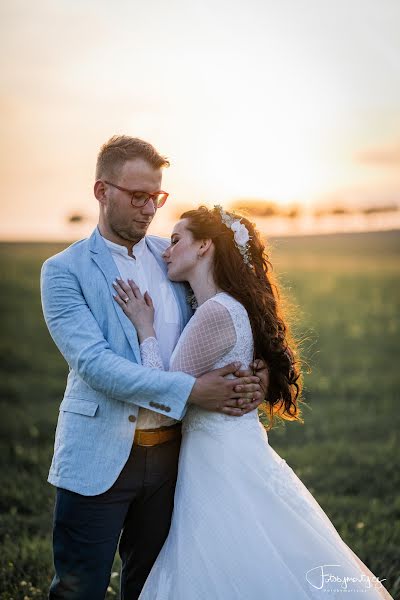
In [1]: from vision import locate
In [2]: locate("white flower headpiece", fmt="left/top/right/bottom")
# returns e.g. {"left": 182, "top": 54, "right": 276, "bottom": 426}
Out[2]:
{"left": 214, "top": 205, "right": 253, "bottom": 268}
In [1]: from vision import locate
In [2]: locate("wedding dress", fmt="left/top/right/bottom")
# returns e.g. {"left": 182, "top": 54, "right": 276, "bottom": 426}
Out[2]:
{"left": 138, "top": 292, "right": 392, "bottom": 599}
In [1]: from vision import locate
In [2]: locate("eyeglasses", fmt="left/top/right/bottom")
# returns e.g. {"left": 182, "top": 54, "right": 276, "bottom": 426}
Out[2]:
{"left": 104, "top": 181, "right": 169, "bottom": 208}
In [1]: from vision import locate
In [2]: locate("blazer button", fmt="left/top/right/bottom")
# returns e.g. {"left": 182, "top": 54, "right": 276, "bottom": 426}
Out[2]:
{"left": 164, "top": 407, "right": 171, "bottom": 413}
{"left": 128, "top": 415, "right": 136, "bottom": 423}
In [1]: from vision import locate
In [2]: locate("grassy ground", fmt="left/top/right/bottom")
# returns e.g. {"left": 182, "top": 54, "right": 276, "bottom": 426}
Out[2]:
{"left": 0, "top": 230, "right": 399, "bottom": 598}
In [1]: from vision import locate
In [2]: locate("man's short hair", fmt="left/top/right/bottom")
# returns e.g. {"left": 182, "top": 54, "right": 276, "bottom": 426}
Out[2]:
{"left": 95, "top": 135, "right": 170, "bottom": 180}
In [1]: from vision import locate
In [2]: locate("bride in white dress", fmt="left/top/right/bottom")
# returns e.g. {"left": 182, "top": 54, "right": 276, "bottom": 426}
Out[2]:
{"left": 114, "top": 205, "right": 393, "bottom": 599}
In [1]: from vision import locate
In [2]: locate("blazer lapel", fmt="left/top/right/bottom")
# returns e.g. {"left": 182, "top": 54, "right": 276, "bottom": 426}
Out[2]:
{"left": 89, "top": 228, "right": 141, "bottom": 363}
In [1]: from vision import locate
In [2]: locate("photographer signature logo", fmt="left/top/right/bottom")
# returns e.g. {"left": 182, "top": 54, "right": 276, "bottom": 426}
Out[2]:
{"left": 306, "top": 564, "right": 387, "bottom": 592}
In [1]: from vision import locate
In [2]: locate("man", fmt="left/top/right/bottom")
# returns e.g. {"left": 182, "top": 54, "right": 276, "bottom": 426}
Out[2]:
{"left": 41, "top": 136, "right": 268, "bottom": 599}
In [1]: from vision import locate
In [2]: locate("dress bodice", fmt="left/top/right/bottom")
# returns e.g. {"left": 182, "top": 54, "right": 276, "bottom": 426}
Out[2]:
{"left": 169, "top": 293, "right": 260, "bottom": 434}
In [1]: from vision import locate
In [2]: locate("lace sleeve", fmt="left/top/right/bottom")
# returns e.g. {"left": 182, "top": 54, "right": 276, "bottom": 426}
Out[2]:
{"left": 170, "top": 299, "right": 236, "bottom": 377}
{"left": 140, "top": 337, "right": 164, "bottom": 370}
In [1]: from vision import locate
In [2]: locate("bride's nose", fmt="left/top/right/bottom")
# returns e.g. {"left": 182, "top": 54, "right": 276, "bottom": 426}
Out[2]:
{"left": 162, "top": 246, "right": 171, "bottom": 261}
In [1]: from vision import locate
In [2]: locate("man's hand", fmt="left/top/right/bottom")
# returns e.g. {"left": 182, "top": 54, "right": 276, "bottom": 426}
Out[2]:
{"left": 233, "top": 359, "right": 269, "bottom": 414}
{"left": 250, "top": 358, "right": 269, "bottom": 398}
{"left": 188, "top": 362, "right": 261, "bottom": 416}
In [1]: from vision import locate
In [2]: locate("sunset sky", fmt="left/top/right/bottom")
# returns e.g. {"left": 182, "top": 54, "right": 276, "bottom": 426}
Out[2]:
{"left": 1, "top": 0, "right": 399, "bottom": 240}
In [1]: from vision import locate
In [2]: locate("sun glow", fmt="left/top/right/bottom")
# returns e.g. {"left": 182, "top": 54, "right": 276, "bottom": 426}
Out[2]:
{"left": 0, "top": 1, "right": 399, "bottom": 240}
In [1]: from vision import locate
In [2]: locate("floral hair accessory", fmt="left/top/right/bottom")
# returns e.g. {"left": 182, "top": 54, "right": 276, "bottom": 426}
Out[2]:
{"left": 214, "top": 205, "right": 253, "bottom": 268}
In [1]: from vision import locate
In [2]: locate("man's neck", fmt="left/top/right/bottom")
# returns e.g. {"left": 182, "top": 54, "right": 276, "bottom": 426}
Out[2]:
{"left": 98, "top": 223, "right": 142, "bottom": 258}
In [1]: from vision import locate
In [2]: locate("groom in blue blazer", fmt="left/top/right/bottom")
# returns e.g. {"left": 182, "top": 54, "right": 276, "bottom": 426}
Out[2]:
{"left": 41, "top": 135, "right": 266, "bottom": 599}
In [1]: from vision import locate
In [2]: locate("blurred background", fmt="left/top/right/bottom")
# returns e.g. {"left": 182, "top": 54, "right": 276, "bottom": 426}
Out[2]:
{"left": 0, "top": 0, "right": 399, "bottom": 598}
{"left": 1, "top": 0, "right": 400, "bottom": 240}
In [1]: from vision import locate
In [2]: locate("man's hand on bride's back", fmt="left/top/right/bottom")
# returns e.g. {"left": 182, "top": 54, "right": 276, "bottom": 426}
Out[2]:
{"left": 237, "top": 359, "right": 269, "bottom": 414}
{"left": 113, "top": 278, "right": 156, "bottom": 343}
{"left": 188, "top": 362, "right": 263, "bottom": 417}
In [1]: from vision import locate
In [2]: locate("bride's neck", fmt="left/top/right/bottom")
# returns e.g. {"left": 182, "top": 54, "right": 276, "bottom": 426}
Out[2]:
{"left": 188, "top": 271, "right": 222, "bottom": 307}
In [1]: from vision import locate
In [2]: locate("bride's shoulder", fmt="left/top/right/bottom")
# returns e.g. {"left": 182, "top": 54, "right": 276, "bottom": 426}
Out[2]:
{"left": 194, "top": 293, "right": 230, "bottom": 317}
{"left": 188, "top": 295, "right": 237, "bottom": 343}
{"left": 194, "top": 293, "right": 248, "bottom": 325}
{"left": 210, "top": 292, "right": 246, "bottom": 314}
{"left": 193, "top": 292, "right": 247, "bottom": 320}
{"left": 189, "top": 293, "right": 232, "bottom": 325}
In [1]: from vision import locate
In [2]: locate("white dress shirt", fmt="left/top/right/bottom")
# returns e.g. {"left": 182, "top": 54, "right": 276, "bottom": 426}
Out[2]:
{"left": 103, "top": 235, "right": 181, "bottom": 429}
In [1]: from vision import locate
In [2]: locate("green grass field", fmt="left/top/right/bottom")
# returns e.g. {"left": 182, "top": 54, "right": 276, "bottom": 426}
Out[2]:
{"left": 0, "top": 230, "right": 399, "bottom": 599}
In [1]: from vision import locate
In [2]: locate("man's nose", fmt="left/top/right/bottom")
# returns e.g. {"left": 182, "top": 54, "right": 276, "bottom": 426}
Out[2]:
{"left": 141, "top": 199, "right": 157, "bottom": 216}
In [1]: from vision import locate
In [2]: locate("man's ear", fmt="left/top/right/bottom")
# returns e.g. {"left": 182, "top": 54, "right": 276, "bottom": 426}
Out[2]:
{"left": 94, "top": 180, "right": 107, "bottom": 205}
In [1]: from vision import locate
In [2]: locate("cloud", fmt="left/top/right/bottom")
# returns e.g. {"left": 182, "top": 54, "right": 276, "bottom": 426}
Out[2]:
{"left": 357, "top": 143, "right": 400, "bottom": 166}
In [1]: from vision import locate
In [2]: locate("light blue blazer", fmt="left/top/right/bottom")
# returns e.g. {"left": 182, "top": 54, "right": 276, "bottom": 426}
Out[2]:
{"left": 41, "top": 227, "right": 195, "bottom": 496}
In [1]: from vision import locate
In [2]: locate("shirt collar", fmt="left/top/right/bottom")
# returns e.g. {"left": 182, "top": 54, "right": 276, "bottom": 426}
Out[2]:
{"left": 102, "top": 235, "right": 147, "bottom": 259}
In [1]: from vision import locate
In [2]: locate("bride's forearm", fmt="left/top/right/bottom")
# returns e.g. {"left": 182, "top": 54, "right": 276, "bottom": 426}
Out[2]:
{"left": 136, "top": 325, "right": 156, "bottom": 344}
{"left": 139, "top": 335, "right": 164, "bottom": 370}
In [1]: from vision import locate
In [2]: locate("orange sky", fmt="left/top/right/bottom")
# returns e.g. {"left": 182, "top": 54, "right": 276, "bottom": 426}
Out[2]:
{"left": 0, "top": 0, "right": 399, "bottom": 240}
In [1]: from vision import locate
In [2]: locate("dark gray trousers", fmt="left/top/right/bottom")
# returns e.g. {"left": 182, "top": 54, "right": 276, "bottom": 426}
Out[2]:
{"left": 49, "top": 437, "right": 181, "bottom": 600}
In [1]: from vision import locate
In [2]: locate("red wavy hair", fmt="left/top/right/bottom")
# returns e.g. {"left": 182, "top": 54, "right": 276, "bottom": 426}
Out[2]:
{"left": 181, "top": 205, "right": 304, "bottom": 429}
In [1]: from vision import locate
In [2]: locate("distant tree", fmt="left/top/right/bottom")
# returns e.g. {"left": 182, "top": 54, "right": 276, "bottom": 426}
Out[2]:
{"left": 285, "top": 205, "right": 301, "bottom": 219}
{"left": 230, "top": 199, "right": 280, "bottom": 217}
{"left": 362, "top": 204, "right": 399, "bottom": 214}
{"left": 313, "top": 206, "right": 352, "bottom": 217}
{"left": 67, "top": 213, "right": 85, "bottom": 224}
{"left": 331, "top": 207, "right": 351, "bottom": 215}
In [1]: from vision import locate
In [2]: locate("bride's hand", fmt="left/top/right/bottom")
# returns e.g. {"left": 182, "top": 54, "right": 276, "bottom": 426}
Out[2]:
{"left": 113, "top": 278, "right": 155, "bottom": 342}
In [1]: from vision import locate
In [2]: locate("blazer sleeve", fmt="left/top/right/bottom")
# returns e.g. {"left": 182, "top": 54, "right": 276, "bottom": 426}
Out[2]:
{"left": 40, "top": 258, "right": 194, "bottom": 420}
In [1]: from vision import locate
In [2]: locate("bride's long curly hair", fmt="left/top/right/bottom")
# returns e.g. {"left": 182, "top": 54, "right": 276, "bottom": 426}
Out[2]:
{"left": 180, "top": 205, "right": 304, "bottom": 429}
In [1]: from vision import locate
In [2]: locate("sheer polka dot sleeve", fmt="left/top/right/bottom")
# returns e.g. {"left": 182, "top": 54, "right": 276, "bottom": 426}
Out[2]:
{"left": 169, "top": 299, "right": 236, "bottom": 377}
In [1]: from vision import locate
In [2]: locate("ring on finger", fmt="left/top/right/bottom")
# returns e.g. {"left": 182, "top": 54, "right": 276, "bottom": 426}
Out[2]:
{"left": 123, "top": 297, "right": 130, "bottom": 304}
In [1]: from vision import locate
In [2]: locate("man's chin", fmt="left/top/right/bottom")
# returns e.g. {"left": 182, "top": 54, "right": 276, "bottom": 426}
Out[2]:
{"left": 123, "top": 224, "right": 150, "bottom": 242}
{"left": 110, "top": 225, "right": 146, "bottom": 245}
{"left": 130, "top": 225, "right": 151, "bottom": 238}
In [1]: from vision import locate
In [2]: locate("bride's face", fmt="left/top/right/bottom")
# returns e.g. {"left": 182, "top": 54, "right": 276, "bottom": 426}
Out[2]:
{"left": 163, "top": 219, "right": 202, "bottom": 281}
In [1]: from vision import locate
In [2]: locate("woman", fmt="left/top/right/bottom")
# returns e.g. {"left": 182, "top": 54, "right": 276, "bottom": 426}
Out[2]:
{"left": 113, "top": 205, "right": 392, "bottom": 599}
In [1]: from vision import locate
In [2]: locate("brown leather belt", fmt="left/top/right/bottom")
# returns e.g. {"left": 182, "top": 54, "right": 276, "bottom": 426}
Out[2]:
{"left": 134, "top": 423, "right": 182, "bottom": 447}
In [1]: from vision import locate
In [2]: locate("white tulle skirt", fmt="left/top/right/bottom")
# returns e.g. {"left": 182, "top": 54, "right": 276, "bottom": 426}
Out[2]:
{"left": 139, "top": 414, "right": 392, "bottom": 599}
